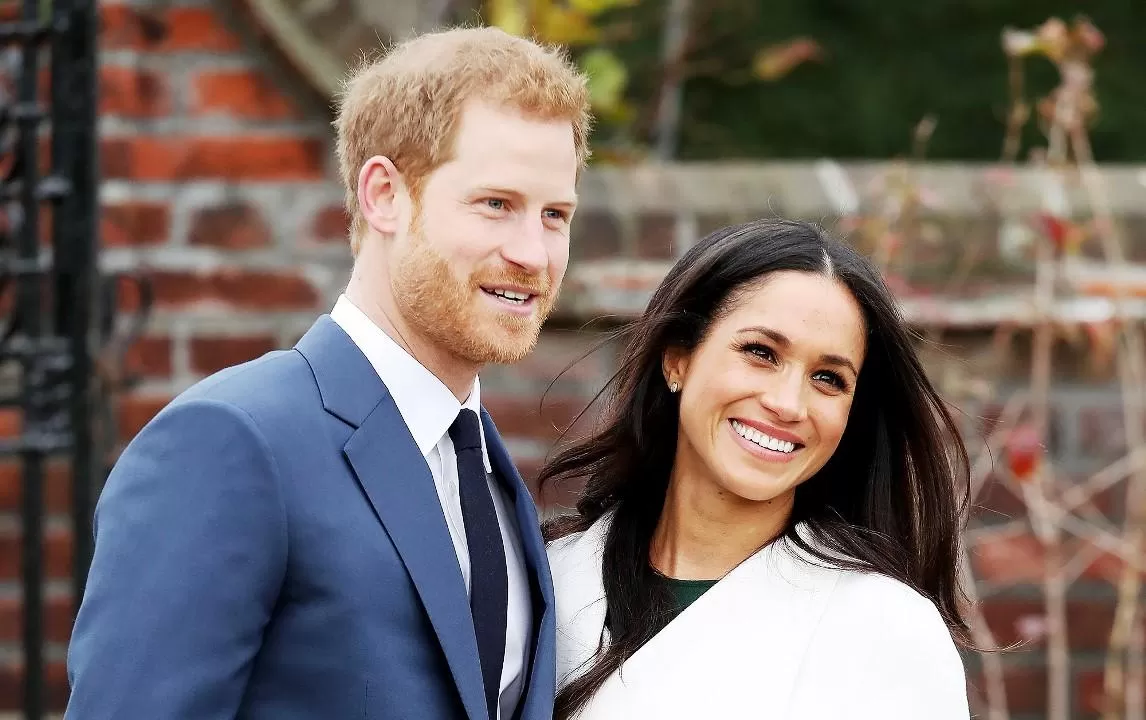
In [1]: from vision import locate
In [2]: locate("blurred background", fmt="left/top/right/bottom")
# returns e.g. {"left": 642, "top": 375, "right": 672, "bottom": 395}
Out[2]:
{"left": 2, "top": 0, "right": 1145, "bottom": 718}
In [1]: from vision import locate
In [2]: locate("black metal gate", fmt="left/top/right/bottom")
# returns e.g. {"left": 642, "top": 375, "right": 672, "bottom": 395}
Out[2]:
{"left": 0, "top": 1, "right": 148, "bottom": 716}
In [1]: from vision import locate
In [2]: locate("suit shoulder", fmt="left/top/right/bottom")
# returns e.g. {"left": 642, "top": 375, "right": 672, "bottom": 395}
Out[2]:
{"left": 174, "top": 348, "right": 316, "bottom": 415}
{"left": 128, "top": 349, "right": 324, "bottom": 451}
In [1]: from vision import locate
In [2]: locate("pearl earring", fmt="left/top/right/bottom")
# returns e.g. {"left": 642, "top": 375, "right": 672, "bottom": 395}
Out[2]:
{"left": 669, "top": 382, "right": 680, "bottom": 393}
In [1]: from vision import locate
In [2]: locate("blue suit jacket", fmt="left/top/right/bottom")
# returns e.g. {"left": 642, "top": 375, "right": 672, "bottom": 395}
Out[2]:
{"left": 65, "top": 316, "right": 557, "bottom": 720}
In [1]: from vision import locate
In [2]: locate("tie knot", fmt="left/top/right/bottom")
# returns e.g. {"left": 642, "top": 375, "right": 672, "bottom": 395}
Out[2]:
{"left": 449, "top": 408, "right": 483, "bottom": 451}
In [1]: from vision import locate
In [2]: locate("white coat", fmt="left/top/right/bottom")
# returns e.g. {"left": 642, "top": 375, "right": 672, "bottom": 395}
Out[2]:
{"left": 548, "top": 512, "right": 971, "bottom": 719}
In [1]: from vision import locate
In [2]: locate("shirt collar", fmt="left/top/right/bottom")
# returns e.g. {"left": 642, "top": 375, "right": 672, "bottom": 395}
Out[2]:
{"left": 330, "top": 294, "right": 491, "bottom": 472}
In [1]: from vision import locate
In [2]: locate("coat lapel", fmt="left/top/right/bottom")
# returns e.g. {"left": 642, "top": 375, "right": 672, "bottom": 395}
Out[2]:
{"left": 481, "top": 409, "right": 556, "bottom": 720}
{"left": 296, "top": 317, "right": 487, "bottom": 720}
{"left": 549, "top": 515, "right": 842, "bottom": 719}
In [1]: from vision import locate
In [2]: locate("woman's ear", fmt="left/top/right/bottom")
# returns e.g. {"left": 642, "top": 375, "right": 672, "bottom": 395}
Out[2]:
{"left": 662, "top": 346, "right": 691, "bottom": 390}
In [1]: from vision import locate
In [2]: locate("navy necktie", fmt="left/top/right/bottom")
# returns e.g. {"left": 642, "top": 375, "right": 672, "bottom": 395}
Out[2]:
{"left": 449, "top": 409, "right": 508, "bottom": 720}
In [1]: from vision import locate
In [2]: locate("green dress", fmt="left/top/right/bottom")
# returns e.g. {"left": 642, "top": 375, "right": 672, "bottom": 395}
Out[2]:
{"left": 660, "top": 575, "right": 719, "bottom": 621}
{"left": 604, "top": 572, "right": 720, "bottom": 636}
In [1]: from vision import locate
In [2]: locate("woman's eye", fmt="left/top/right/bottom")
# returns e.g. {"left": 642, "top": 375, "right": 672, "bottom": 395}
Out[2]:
{"left": 743, "top": 343, "right": 776, "bottom": 362}
{"left": 813, "top": 371, "right": 846, "bottom": 390}
{"left": 486, "top": 198, "right": 506, "bottom": 210}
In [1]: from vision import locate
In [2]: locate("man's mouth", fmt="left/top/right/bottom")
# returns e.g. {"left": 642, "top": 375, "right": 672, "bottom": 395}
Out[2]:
{"left": 481, "top": 286, "right": 537, "bottom": 306}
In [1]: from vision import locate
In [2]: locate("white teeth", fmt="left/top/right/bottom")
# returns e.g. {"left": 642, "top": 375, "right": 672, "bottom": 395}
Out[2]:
{"left": 731, "top": 420, "right": 797, "bottom": 454}
{"left": 488, "top": 288, "right": 530, "bottom": 304}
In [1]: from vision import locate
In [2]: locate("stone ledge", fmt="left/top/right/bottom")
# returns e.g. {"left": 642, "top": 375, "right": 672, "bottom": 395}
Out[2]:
{"left": 574, "top": 161, "right": 1146, "bottom": 215}
{"left": 554, "top": 259, "right": 1146, "bottom": 328}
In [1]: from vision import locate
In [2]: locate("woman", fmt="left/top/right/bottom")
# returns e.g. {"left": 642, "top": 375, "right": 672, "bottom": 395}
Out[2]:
{"left": 541, "top": 219, "right": 972, "bottom": 719}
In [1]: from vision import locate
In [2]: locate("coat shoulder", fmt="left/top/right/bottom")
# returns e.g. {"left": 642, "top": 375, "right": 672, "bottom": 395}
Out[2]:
{"left": 813, "top": 567, "right": 964, "bottom": 676}
{"left": 793, "top": 569, "right": 970, "bottom": 717}
{"left": 545, "top": 513, "right": 610, "bottom": 577}
{"left": 828, "top": 570, "right": 948, "bottom": 629}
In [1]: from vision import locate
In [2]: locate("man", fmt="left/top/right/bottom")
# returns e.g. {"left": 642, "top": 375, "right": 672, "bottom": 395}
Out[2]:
{"left": 65, "top": 26, "right": 591, "bottom": 720}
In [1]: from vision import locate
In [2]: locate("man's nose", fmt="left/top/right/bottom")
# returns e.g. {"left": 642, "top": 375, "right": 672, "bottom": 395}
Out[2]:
{"left": 499, "top": 216, "right": 548, "bottom": 274}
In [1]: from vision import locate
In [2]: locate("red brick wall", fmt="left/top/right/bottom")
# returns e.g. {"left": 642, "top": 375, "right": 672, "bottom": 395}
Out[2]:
{"left": 9, "top": 1, "right": 1144, "bottom": 716}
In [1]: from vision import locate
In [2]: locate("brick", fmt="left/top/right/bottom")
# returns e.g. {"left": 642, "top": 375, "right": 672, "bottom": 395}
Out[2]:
{"left": 100, "top": 4, "right": 165, "bottom": 50}
{"left": 570, "top": 211, "right": 622, "bottom": 260}
{"left": 637, "top": 211, "right": 676, "bottom": 259}
{"left": 483, "top": 395, "right": 589, "bottom": 442}
{"left": 971, "top": 529, "right": 1133, "bottom": 585}
{"left": 979, "top": 597, "right": 1122, "bottom": 651}
{"left": 39, "top": 204, "right": 53, "bottom": 248}
{"left": 0, "top": 410, "right": 20, "bottom": 439}
{"left": 972, "top": 473, "right": 1029, "bottom": 522}
{"left": 99, "top": 65, "right": 169, "bottom": 118}
{"left": 0, "top": 283, "right": 10, "bottom": 322}
{"left": 100, "top": 4, "right": 241, "bottom": 52}
{"left": 0, "top": 660, "right": 70, "bottom": 710}
{"left": 0, "top": 527, "right": 72, "bottom": 581}
{"left": 312, "top": 205, "right": 350, "bottom": 244}
{"left": 191, "top": 69, "right": 298, "bottom": 120}
{"left": 117, "top": 269, "right": 319, "bottom": 313}
{"left": 488, "top": 329, "right": 616, "bottom": 387}
{"left": 162, "top": 7, "right": 243, "bottom": 51}
{"left": 1074, "top": 540, "right": 1130, "bottom": 584}
{"left": 1077, "top": 667, "right": 1118, "bottom": 717}
{"left": 117, "top": 395, "right": 171, "bottom": 441}
{"left": 0, "top": 460, "right": 72, "bottom": 514}
{"left": 970, "top": 531, "right": 1045, "bottom": 583}
{"left": 968, "top": 663, "right": 1106, "bottom": 716}
{"left": 987, "top": 664, "right": 1046, "bottom": 714}
{"left": 124, "top": 335, "right": 173, "bottom": 379}
{"left": 516, "top": 454, "right": 582, "bottom": 510}
{"left": 101, "top": 201, "right": 170, "bottom": 247}
{"left": 101, "top": 136, "right": 326, "bottom": 181}
{"left": 36, "top": 66, "right": 51, "bottom": 107}
{"left": 0, "top": 593, "right": 75, "bottom": 644}
{"left": 189, "top": 204, "right": 272, "bottom": 249}
{"left": 190, "top": 335, "right": 277, "bottom": 375}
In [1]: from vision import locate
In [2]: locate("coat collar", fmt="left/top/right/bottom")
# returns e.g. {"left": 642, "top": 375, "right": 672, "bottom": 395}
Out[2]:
{"left": 294, "top": 314, "right": 383, "bottom": 428}
{"left": 546, "top": 512, "right": 841, "bottom": 694}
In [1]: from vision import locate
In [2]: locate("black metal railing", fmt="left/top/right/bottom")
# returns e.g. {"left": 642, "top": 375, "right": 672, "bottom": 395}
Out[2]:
{"left": 0, "top": 1, "right": 149, "bottom": 716}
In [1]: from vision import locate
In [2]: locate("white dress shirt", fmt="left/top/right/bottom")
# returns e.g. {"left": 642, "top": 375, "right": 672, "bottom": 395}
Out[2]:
{"left": 331, "top": 295, "right": 532, "bottom": 720}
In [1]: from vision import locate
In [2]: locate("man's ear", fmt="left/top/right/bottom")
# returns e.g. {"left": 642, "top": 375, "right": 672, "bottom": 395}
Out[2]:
{"left": 357, "top": 155, "right": 407, "bottom": 237}
{"left": 662, "top": 345, "right": 691, "bottom": 390}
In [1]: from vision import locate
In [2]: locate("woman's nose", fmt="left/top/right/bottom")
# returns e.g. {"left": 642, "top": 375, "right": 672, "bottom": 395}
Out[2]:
{"left": 760, "top": 374, "right": 807, "bottom": 423}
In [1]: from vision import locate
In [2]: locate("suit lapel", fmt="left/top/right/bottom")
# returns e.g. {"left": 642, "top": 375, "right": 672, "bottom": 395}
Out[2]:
{"left": 482, "top": 409, "right": 555, "bottom": 720}
{"left": 296, "top": 317, "right": 487, "bottom": 720}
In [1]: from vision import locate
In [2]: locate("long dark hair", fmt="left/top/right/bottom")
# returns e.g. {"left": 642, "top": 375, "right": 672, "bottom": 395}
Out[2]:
{"left": 540, "top": 219, "right": 971, "bottom": 720}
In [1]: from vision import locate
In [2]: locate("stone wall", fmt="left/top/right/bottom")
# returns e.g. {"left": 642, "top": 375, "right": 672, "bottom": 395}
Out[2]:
{"left": 9, "top": 0, "right": 1146, "bottom": 715}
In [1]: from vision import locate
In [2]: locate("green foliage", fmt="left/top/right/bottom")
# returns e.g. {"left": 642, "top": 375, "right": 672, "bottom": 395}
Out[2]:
{"left": 483, "top": 0, "right": 639, "bottom": 128}
{"left": 713, "top": 1, "right": 1132, "bottom": 160}
{"left": 479, "top": 0, "right": 1143, "bottom": 161}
